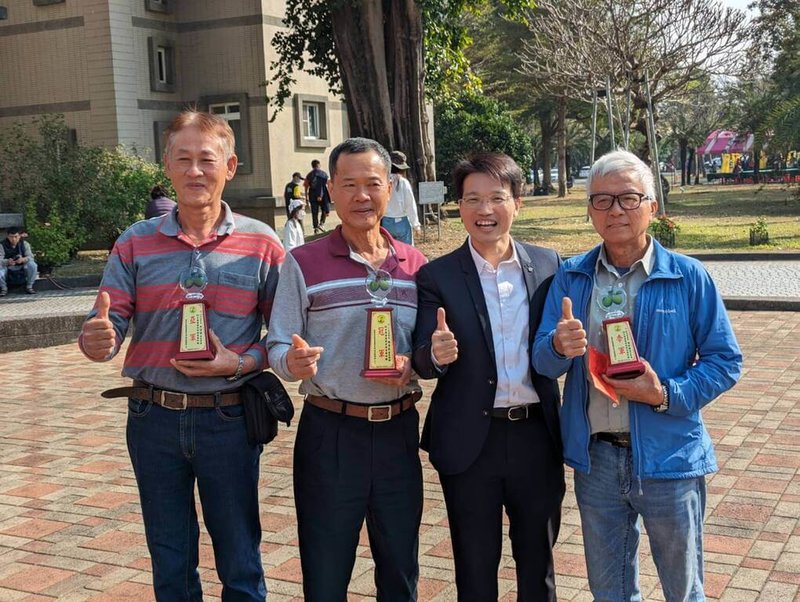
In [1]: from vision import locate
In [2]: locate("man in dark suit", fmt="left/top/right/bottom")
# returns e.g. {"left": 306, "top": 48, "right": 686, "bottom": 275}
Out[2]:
{"left": 413, "top": 152, "right": 565, "bottom": 601}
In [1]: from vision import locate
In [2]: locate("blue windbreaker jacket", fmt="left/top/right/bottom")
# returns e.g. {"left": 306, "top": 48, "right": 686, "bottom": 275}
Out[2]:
{"left": 533, "top": 240, "right": 743, "bottom": 480}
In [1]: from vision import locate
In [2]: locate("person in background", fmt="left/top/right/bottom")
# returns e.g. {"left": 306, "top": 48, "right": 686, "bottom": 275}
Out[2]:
{"left": 144, "top": 184, "right": 176, "bottom": 219}
{"left": 0, "top": 227, "right": 38, "bottom": 296}
{"left": 282, "top": 198, "right": 306, "bottom": 251}
{"left": 381, "top": 150, "right": 422, "bottom": 245}
{"left": 533, "top": 149, "right": 743, "bottom": 602}
{"left": 304, "top": 159, "right": 332, "bottom": 234}
{"left": 284, "top": 172, "right": 305, "bottom": 219}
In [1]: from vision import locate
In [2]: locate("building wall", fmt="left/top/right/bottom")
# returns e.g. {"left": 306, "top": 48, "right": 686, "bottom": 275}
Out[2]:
{"left": 0, "top": 0, "right": 118, "bottom": 146}
{"left": 0, "top": 0, "right": 348, "bottom": 221}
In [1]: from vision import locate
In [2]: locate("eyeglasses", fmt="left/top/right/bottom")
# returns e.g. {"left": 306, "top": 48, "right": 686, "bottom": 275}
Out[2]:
{"left": 460, "top": 195, "right": 512, "bottom": 208}
{"left": 588, "top": 193, "right": 651, "bottom": 211}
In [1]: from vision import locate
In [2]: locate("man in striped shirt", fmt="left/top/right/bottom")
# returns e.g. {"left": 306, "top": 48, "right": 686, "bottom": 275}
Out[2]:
{"left": 267, "top": 138, "right": 427, "bottom": 601}
{"left": 79, "top": 111, "right": 283, "bottom": 601}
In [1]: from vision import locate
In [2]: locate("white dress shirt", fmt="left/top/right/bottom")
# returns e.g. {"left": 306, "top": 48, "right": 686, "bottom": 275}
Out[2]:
{"left": 468, "top": 239, "right": 540, "bottom": 408}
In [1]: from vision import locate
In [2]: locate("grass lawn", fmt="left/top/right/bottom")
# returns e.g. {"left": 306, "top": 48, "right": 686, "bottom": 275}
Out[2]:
{"left": 51, "top": 250, "right": 108, "bottom": 279}
{"left": 49, "top": 181, "right": 800, "bottom": 279}
{"left": 507, "top": 182, "right": 800, "bottom": 256}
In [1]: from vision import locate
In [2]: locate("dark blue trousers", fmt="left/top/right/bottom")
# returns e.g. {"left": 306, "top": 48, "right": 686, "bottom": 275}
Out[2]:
{"left": 438, "top": 412, "right": 564, "bottom": 602}
{"left": 294, "top": 403, "right": 423, "bottom": 602}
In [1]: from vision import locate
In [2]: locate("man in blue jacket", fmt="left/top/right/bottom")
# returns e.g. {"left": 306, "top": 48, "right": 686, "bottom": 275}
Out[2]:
{"left": 533, "top": 149, "right": 742, "bottom": 602}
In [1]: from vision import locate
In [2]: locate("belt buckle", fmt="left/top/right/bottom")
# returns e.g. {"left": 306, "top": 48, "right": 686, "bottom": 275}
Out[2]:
{"left": 161, "top": 390, "right": 188, "bottom": 410}
{"left": 508, "top": 405, "right": 529, "bottom": 421}
{"left": 367, "top": 404, "right": 392, "bottom": 422}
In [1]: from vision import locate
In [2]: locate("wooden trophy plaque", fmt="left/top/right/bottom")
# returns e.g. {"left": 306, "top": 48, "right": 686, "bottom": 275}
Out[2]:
{"left": 175, "top": 266, "right": 215, "bottom": 361}
{"left": 603, "top": 316, "right": 645, "bottom": 379}
{"left": 361, "top": 307, "right": 401, "bottom": 378}
{"left": 177, "top": 300, "right": 214, "bottom": 360}
{"left": 361, "top": 270, "right": 401, "bottom": 378}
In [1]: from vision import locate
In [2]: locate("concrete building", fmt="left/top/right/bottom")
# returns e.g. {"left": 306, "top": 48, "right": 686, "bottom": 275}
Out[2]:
{"left": 0, "top": 0, "right": 349, "bottom": 227}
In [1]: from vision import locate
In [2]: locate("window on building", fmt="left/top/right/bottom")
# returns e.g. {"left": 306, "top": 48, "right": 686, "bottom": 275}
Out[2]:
{"left": 209, "top": 102, "right": 244, "bottom": 167}
{"left": 145, "top": 0, "right": 172, "bottom": 13}
{"left": 303, "top": 103, "right": 321, "bottom": 140}
{"left": 200, "top": 94, "right": 252, "bottom": 174}
{"left": 33, "top": 0, "right": 65, "bottom": 5}
{"left": 156, "top": 47, "right": 169, "bottom": 84}
{"left": 294, "top": 95, "right": 331, "bottom": 149}
{"left": 0, "top": 6, "right": 8, "bottom": 19}
{"left": 148, "top": 37, "right": 176, "bottom": 93}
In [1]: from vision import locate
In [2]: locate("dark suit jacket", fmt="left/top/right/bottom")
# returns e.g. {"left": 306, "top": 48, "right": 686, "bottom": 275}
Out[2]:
{"left": 413, "top": 239, "right": 563, "bottom": 476}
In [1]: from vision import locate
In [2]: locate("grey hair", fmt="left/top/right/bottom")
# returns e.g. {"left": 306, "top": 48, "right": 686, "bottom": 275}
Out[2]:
{"left": 329, "top": 137, "right": 391, "bottom": 179}
{"left": 587, "top": 149, "right": 657, "bottom": 200}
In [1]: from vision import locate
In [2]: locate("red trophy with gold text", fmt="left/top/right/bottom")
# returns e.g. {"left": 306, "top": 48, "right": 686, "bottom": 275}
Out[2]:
{"left": 599, "top": 284, "right": 644, "bottom": 379}
{"left": 175, "top": 266, "right": 215, "bottom": 360}
{"left": 361, "top": 269, "right": 401, "bottom": 378}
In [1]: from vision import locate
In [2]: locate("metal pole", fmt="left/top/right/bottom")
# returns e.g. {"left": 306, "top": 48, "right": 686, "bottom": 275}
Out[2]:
{"left": 644, "top": 71, "right": 665, "bottom": 215}
{"left": 605, "top": 77, "right": 615, "bottom": 148}
{"left": 590, "top": 89, "right": 598, "bottom": 165}
{"left": 624, "top": 86, "right": 632, "bottom": 150}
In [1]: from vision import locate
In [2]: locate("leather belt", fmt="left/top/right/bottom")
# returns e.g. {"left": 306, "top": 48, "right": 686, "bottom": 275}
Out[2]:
{"left": 490, "top": 404, "right": 542, "bottom": 421}
{"left": 594, "top": 432, "right": 632, "bottom": 448}
{"left": 304, "top": 391, "right": 422, "bottom": 422}
{"left": 101, "top": 380, "right": 241, "bottom": 410}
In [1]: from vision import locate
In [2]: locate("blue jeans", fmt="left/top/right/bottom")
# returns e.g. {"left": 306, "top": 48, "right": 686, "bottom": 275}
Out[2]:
{"left": 126, "top": 399, "right": 266, "bottom": 601}
{"left": 0, "top": 260, "right": 37, "bottom": 289}
{"left": 574, "top": 439, "right": 706, "bottom": 602}
{"left": 381, "top": 216, "right": 413, "bottom": 245}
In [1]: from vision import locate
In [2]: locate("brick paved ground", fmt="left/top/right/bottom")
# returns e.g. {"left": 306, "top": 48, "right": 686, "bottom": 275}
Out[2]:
{"left": 0, "top": 310, "right": 798, "bottom": 601}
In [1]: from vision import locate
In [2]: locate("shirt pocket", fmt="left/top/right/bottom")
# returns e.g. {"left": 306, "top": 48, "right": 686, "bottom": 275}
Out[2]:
{"left": 214, "top": 270, "right": 259, "bottom": 318}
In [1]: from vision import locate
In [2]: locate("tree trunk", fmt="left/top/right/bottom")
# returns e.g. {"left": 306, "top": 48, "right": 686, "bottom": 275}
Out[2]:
{"left": 540, "top": 110, "right": 554, "bottom": 189}
{"left": 679, "top": 139, "right": 688, "bottom": 186}
{"left": 329, "top": 3, "right": 393, "bottom": 145}
{"left": 694, "top": 152, "right": 700, "bottom": 185}
{"left": 631, "top": 96, "right": 654, "bottom": 165}
{"left": 557, "top": 96, "right": 567, "bottom": 197}
{"left": 385, "top": 0, "right": 433, "bottom": 186}
{"left": 686, "top": 147, "right": 695, "bottom": 185}
{"left": 329, "top": 0, "right": 434, "bottom": 188}
{"left": 753, "top": 145, "right": 761, "bottom": 183}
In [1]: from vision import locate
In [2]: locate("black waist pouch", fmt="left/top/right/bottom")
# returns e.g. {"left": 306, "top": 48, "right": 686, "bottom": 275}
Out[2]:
{"left": 241, "top": 371, "right": 295, "bottom": 446}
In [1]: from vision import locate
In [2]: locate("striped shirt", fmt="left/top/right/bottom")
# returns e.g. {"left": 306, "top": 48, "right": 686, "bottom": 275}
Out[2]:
{"left": 80, "top": 202, "right": 284, "bottom": 393}
{"left": 267, "top": 226, "right": 427, "bottom": 404}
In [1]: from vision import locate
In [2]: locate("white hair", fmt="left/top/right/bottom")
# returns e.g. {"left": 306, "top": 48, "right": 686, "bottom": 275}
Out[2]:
{"left": 587, "top": 149, "right": 657, "bottom": 200}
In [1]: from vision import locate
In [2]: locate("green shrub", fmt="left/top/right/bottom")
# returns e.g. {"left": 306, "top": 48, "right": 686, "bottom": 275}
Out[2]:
{"left": 434, "top": 93, "right": 534, "bottom": 200}
{"left": 749, "top": 216, "right": 769, "bottom": 245}
{"left": 24, "top": 211, "right": 76, "bottom": 271}
{"left": 0, "top": 114, "right": 167, "bottom": 257}
{"left": 91, "top": 146, "right": 169, "bottom": 245}
{"left": 649, "top": 214, "right": 680, "bottom": 248}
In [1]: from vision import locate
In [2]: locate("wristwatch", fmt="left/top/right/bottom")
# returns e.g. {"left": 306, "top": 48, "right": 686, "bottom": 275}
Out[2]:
{"left": 227, "top": 354, "right": 245, "bottom": 382}
{"left": 653, "top": 384, "right": 670, "bottom": 413}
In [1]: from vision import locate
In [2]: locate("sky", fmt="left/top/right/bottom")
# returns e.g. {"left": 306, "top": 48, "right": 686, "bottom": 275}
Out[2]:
{"left": 722, "top": 0, "right": 755, "bottom": 15}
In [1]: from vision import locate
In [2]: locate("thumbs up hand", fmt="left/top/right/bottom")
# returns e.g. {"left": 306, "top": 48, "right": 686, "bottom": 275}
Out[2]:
{"left": 81, "top": 291, "right": 117, "bottom": 361}
{"left": 431, "top": 307, "right": 458, "bottom": 366}
{"left": 554, "top": 297, "right": 587, "bottom": 358}
{"left": 287, "top": 333, "right": 324, "bottom": 380}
